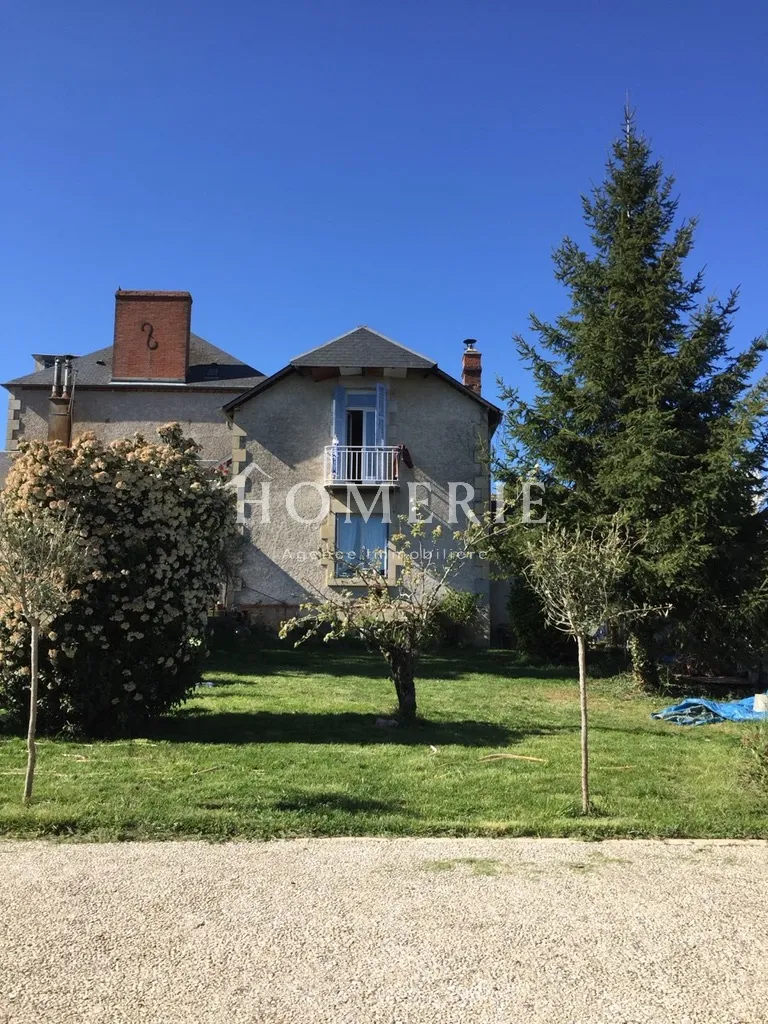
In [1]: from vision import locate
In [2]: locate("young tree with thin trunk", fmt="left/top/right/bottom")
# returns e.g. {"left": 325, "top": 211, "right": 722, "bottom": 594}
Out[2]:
{"left": 280, "top": 518, "right": 478, "bottom": 722}
{"left": 0, "top": 503, "right": 89, "bottom": 804}
{"left": 521, "top": 522, "right": 647, "bottom": 814}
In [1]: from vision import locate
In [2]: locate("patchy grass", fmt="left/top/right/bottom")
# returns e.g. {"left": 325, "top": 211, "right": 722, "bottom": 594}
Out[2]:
{"left": 423, "top": 857, "right": 505, "bottom": 876}
{"left": 0, "top": 643, "right": 766, "bottom": 841}
{"left": 742, "top": 722, "right": 768, "bottom": 789}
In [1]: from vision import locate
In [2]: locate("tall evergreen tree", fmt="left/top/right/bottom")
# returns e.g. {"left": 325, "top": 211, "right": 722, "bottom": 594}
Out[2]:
{"left": 498, "top": 112, "right": 768, "bottom": 684}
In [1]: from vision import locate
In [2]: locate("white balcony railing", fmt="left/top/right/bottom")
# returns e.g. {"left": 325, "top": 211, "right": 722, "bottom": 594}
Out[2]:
{"left": 324, "top": 445, "right": 399, "bottom": 485}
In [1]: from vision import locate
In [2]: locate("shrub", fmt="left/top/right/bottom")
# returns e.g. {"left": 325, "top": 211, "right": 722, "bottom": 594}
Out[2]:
{"left": 432, "top": 589, "right": 479, "bottom": 647}
{"left": 0, "top": 425, "right": 238, "bottom": 736}
{"left": 506, "top": 576, "right": 572, "bottom": 662}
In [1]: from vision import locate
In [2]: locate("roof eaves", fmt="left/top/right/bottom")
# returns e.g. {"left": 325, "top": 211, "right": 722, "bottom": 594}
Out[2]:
{"left": 220, "top": 360, "right": 502, "bottom": 431}
{"left": 432, "top": 367, "right": 502, "bottom": 429}
{"left": 221, "top": 365, "right": 297, "bottom": 413}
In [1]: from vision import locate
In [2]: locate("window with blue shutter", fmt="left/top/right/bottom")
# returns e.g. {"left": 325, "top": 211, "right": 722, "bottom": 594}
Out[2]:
{"left": 330, "top": 385, "right": 388, "bottom": 446}
{"left": 332, "top": 386, "right": 346, "bottom": 445}
{"left": 335, "top": 514, "right": 388, "bottom": 577}
{"left": 375, "top": 383, "right": 387, "bottom": 446}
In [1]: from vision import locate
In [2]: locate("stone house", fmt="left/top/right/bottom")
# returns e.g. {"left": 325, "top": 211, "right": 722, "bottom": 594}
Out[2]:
{"left": 223, "top": 327, "right": 502, "bottom": 641}
{"left": 2, "top": 291, "right": 506, "bottom": 642}
{"left": 1, "top": 290, "right": 263, "bottom": 474}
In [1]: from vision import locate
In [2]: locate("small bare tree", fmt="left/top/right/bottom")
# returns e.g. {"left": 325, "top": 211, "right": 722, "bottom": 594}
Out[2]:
{"left": 280, "top": 518, "right": 478, "bottom": 722}
{"left": 0, "top": 503, "right": 89, "bottom": 804}
{"left": 522, "top": 522, "right": 642, "bottom": 814}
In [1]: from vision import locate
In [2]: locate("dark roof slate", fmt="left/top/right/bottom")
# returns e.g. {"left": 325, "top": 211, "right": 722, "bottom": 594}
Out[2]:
{"left": 289, "top": 327, "right": 436, "bottom": 370}
{"left": 4, "top": 334, "right": 264, "bottom": 390}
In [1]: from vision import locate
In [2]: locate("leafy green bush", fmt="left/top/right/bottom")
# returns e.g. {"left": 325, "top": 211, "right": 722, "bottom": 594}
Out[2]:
{"left": 506, "top": 576, "right": 571, "bottom": 662}
{"left": 432, "top": 589, "right": 479, "bottom": 647}
{"left": 0, "top": 426, "right": 238, "bottom": 737}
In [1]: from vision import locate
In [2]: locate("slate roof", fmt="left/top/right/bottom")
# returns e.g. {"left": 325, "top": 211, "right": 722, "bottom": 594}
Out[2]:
{"left": 4, "top": 335, "right": 264, "bottom": 390}
{"left": 289, "top": 327, "right": 436, "bottom": 370}
{"left": 223, "top": 326, "right": 502, "bottom": 429}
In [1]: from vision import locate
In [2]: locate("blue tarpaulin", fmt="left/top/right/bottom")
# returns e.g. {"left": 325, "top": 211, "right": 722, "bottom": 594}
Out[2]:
{"left": 651, "top": 694, "right": 768, "bottom": 726}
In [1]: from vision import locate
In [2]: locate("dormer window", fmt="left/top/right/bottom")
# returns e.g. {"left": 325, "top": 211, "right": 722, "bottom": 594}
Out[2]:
{"left": 205, "top": 363, "right": 220, "bottom": 379}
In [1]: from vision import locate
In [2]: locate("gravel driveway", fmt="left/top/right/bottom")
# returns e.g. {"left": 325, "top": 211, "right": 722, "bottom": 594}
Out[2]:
{"left": 1, "top": 837, "right": 766, "bottom": 1024}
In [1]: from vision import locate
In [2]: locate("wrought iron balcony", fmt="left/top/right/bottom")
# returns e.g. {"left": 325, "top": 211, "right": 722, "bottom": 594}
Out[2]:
{"left": 324, "top": 445, "right": 399, "bottom": 486}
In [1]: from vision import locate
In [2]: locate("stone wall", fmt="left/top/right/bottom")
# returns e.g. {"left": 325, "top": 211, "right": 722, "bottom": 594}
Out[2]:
{"left": 230, "top": 369, "right": 494, "bottom": 642}
{"left": 4, "top": 386, "right": 238, "bottom": 466}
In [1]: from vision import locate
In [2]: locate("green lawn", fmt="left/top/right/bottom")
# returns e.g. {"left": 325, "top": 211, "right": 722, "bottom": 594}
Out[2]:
{"left": 0, "top": 644, "right": 766, "bottom": 840}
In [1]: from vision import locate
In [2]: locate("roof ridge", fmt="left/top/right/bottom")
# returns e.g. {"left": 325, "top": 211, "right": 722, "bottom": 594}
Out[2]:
{"left": 289, "top": 326, "right": 436, "bottom": 367}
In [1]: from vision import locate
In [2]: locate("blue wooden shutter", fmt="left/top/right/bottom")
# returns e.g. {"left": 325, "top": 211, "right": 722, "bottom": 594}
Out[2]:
{"left": 375, "top": 383, "right": 387, "bottom": 446}
{"left": 332, "top": 386, "right": 346, "bottom": 445}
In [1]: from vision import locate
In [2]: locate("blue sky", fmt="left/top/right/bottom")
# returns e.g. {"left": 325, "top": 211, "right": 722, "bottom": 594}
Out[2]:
{"left": 1, "top": 0, "right": 766, "bottom": 406}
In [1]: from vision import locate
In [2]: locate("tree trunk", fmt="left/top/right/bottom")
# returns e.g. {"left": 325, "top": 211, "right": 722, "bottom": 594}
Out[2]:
{"left": 23, "top": 619, "right": 40, "bottom": 806}
{"left": 577, "top": 633, "right": 590, "bottom": 816}
{"left": 628, "top": 625, "right": 659, "bottom": 690}
{"left": 386, "top": 649, "right": 417, "bottom": 722}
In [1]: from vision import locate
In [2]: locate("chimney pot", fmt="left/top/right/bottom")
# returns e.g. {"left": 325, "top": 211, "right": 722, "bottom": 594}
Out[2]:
{"left": 461, "top": 339, "right": 482, "bottom": 395}
{"left": 61, "top": 357, "right": 74, "bottom": 399}
{"left": 51, "top": 358, "right": 63, "bottom": 398}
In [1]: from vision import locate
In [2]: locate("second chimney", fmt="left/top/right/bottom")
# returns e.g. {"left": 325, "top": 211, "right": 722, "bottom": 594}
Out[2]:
{"left": 48, "top": 356, "right": 74, "bottom": 445}
{"left": 462, "top": 339, "right": 482, "bottom": 395}
{"left": 112, "top": 290, "right": 192, "bottom": 382}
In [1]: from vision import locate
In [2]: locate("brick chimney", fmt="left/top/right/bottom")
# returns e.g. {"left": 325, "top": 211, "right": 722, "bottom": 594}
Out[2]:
{"left": 462, "top": 339, "right": 482, "bottom": 395}
{"left": 112, "top": 290, "right": 192, "bottom": 382}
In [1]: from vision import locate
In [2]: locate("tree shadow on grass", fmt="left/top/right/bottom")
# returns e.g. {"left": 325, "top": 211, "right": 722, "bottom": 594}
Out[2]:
{"left": 212, "top": 649, "right": 466, "bottom": 683}
{"left": 152, "top": 709, "right": 531, "bottom": 748}
{"left": 272, "top": 792, "right": 411, "bottom": 815}
{"left": 207, "top": 645, "right": 580, "bottom": 685}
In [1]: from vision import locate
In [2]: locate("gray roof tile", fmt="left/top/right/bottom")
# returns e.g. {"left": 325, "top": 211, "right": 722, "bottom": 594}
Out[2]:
{"left": 4, "top": 335, "right": 264, "bottom": 390}
{"left": 290, "top": 327, "right": 436, "bottom": 369}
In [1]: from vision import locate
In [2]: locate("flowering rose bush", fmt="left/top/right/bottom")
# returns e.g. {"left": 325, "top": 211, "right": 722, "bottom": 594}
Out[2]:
{"left": 0, "top": 425, "right": 239, "bottom": 736}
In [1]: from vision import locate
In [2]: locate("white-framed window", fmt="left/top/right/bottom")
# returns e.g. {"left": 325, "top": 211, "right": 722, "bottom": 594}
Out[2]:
{"left": 345, "top": 393, "right": 377, "bottom": 450}
{"left": 335, "top": 513, "right": 388, "bottom": 577}
{"left": 332, "top": 383, "right": 388, "bottom": 447}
